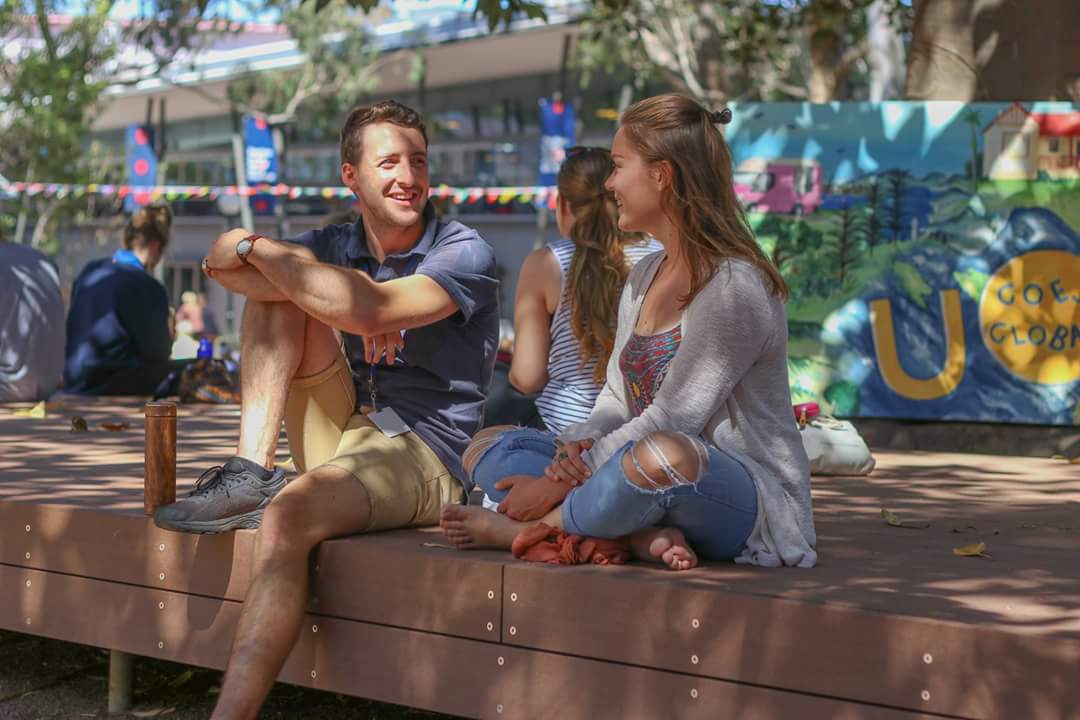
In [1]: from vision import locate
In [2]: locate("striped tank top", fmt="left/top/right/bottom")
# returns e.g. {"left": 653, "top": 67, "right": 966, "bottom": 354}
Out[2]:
{"left": 534, "top": 237, "right": 663, "bottom": 432}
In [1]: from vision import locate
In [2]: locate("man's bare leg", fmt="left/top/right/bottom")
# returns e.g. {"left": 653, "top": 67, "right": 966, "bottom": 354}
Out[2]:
{"left": 210, "top": 465, "right": 371, "bottom": 720}
{"left": 234, "top": 300, "right": 340, "bottom": 468}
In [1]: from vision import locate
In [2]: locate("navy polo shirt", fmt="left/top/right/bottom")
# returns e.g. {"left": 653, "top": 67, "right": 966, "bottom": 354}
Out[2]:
{"left": 289, "top": 203, "right": 499, "bottom": 491}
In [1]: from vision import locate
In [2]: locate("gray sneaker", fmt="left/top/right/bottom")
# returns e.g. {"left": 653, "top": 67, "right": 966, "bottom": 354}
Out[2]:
{"left": 153, "top": 458, "right": 287, "bottom": 534}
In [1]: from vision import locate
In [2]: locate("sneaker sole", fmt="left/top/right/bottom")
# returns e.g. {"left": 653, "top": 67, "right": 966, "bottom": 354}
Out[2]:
{"left": 154, "top": 507, "right": 266, "bottom": 535}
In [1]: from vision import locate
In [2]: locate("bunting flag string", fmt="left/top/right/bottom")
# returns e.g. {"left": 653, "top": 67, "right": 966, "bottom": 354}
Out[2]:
{"left": 0, "top": 181, "right": 560, "bottom": 208}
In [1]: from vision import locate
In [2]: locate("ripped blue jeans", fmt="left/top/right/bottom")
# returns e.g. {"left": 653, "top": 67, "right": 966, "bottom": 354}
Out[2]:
{"left": 470, "top": 428, "right": 758, "bottom": 561}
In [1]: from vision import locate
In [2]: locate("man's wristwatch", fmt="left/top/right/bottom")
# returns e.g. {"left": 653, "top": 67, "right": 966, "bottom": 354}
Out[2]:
{"left": 236, "top": 233, "right": 262, "bottom": 264}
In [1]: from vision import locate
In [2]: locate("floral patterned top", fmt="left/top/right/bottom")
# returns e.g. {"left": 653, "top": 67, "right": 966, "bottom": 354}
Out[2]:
{"left": 619, "top": 325, "right": 682, "bottom": 417}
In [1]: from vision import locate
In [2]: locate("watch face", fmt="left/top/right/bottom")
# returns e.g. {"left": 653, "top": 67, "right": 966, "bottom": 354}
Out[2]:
{"left": 237, "top": 239, "right": 252, "bottom": 256}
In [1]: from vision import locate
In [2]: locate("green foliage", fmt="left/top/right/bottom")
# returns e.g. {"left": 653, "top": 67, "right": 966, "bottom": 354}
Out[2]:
{"left": 575, "top": 0, "right": 912, "bottom": 103}
{"left": 952, "top": 267, "right": 990, "bottom": 302}
{"left": 227, "top": 0, "right": 380, "bottom": 127}
{"left": 824, "top": 380, "right": 860, "bottom": 416}
{"left": 309, "top": 0, "right": 546, "bottom": 31}
{"left": 893, "top": 260, "right": 933, "bottom": 309}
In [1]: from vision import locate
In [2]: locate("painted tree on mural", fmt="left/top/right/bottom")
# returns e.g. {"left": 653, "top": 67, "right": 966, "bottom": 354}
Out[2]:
{"left": 827, "top": 202, "right": 868, "bottom": 284}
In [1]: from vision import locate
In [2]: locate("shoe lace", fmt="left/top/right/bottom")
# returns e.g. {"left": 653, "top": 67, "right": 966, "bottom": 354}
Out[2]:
{"left": 191, "top": 466, "right": 228, "bottom": 498}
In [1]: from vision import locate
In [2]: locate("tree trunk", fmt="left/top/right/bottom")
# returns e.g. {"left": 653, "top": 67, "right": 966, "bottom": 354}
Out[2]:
{"left": 866, "top": 0, "right": 905, "bottom": 101}
{"left": 906, "top": 0, "right": 1080, "bottom": 100}
{"left": 808, "top": 28, "right": 842, "bottom": 102}
{"left": 30, "top": 198, "right": 59, "bottom": 251}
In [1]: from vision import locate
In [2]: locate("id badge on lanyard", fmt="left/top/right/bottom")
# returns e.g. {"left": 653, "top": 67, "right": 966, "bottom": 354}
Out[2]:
{"left": 364, "top": 254, "right": 420, "bottom": 438}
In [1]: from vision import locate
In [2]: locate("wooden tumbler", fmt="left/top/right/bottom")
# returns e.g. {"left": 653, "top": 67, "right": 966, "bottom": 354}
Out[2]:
{"left": 144, "top": 402, "right": 177, "bottom": 516}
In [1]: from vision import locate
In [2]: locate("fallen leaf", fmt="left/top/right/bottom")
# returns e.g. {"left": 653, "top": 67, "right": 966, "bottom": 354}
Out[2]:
{"left": 422, "top": 542, "right": 455, "bottom": 549}
{"left": 1052, "top": 454, "right": 1067, "bottom": 460}
{"left": 953, "top": 542, "right": 991, "bottom": 558}
{"left": 14, "top": 401, "right": 46, "bottom": 419}
{"left": 131, "top": 707, "right": 175, "bottom": 718}
{"left": 881, "top": 508, "right": 930, "bottom": 529}
{"left": 167, "top": 669, "right": 194, "bottom": 688}
{"left": 70, "top": 416, "right": 89, "bottom": 433}
{"left": 100, "top": 422, "right": 132, "bottom": 432}
{"left": 207, "top": 686, "right": 221, "bottom": 695}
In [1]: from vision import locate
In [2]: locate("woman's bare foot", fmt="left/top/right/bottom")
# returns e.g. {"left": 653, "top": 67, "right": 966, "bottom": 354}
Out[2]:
{"left": 440, "top": 505, "right": 523, "bottom": 550}
{"left": 629, "top": 527, "right": 698, "bottom": 571}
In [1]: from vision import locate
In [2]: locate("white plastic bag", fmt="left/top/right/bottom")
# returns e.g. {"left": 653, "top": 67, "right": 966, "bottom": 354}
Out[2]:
{"left": 799, "top": 417, "right": 876, "bottom": 476}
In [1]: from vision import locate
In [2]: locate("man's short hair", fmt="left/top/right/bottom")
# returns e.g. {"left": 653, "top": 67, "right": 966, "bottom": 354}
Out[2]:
{"left": 340, "top": 100, "right": 428, "bottom": 166}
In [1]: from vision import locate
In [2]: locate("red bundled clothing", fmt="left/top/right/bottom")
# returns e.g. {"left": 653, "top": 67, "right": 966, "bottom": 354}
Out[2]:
{"left": 511, "top": 523, "right": 631, "bottom": 566}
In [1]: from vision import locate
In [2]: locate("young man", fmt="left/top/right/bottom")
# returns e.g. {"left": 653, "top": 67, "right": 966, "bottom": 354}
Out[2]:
{"left": 153, "top": 100, "right": 499, "bottom": 719}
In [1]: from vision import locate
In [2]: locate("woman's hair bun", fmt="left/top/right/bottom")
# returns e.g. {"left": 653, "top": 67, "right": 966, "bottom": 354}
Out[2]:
{"left": 709, "top": 108, "right": 733, "bottom": 125}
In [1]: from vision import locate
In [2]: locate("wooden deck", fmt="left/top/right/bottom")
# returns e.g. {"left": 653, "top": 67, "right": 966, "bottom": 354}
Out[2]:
{"left": 1, "top": 397, "right": 1078, "bottom": 719}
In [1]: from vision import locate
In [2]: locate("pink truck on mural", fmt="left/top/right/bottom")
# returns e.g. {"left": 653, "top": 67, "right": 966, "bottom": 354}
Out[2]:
{"left": 733, "top": 157, "right": 823, "bottom": 215}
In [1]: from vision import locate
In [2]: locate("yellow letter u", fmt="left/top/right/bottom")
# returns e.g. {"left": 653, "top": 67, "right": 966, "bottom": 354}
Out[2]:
{"left": 869, "top": 289, "right": 966, "bottom": 400}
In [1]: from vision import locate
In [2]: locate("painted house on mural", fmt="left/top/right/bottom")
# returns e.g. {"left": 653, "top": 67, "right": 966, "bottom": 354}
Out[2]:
{"left": 982, "top": 102, "right": 1080, "bottom": 180}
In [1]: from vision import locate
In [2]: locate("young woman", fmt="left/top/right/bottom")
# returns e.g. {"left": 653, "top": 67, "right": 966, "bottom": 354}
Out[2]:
{"left": 65, "top": 204, "right": 179, "bottom": 396}
{"left": 508, "top": 146, "right": 660, "bottom": 433}
{"left": 443, "top": 95, "right": 816, "bottom": 570}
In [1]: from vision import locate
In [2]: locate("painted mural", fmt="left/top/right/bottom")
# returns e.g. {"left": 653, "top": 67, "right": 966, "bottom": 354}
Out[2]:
{"left": 725, "top": 101, "right": 1079, "bottom": 426}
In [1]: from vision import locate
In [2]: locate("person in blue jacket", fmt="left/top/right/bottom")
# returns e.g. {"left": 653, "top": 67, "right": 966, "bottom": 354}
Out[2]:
{"left": 64, "top": 204, "right": 179, "bottom": 396}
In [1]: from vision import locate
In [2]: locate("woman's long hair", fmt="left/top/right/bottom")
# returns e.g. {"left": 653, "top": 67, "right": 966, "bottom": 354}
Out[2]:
{"left": 619, "top": 94, "right": 788, "bottom": 305}
{"left": 558, "top": 147, "right": 643, "bottom": 384}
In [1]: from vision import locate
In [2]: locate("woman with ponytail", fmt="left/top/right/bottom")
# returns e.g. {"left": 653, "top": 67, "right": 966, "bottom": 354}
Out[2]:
{"left": 444, "top": 95, "right": 816, "bottom": 571}
{"left": 509, "top": 147, "right": 660, "bottom": 433}
{"left": 65, "top": 203, "right": 181, "bottom": 395}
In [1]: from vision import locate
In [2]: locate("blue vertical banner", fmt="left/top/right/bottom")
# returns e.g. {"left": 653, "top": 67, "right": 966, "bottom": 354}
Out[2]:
{"left": 538, "top": 98, "right": 575, "bottom": 186}
{"left": 125, "top": 124, "right": 156, "bottom": 212}
{"left": 243, "top": 114, "right": 278, "bottom": 216}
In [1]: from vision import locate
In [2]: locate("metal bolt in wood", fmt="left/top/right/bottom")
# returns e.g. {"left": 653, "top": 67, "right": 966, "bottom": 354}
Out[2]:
{"left": 691, "top": 618, "right": 700, "bottom": 628}
{"left": 921, "top": 690, "right": 931, "bottom": 701}
{"left": 25, "top": 580, "right": 30, "bottom": 587}
{"left": 25, "top": 618, "right": 31, "bottom": 625}
{"left": 159, "top": 544, "right": 166, "bottom": 552}
{"left": 509, "top": 626, "right": 517, "bottom": 636}
{"left": 158, "top": 602, "right": 165, "bottom": 609}
{"left": 159, "top": 572, "right": 166, "bottom": 581}
{"left": 24, "top": 552, "right": 30, "bottom": 560}
{"left": 497, "top": 656, "right": 505, "bottom": 666}
{"left": 312, "top": 625, "right": 318, "bottom": 633}
{"left": 487, "top": 590, "right": 495, "bottom": 599}
{"left": 690, "top": 689, "right": 698, "bottom": 699}
{"left": 691, "top": 654, "right": 699, "bottom": 665}
{"left": 157, "top": 641, "right": 164, "bottom": 649}
{"left": 25, "top": 524, "right": 30, "bottom": 532}
{"left": 486, "top": 622, "right": 494, "bottom": 632}
{"left": 923, "top": 653, "right": 933, "bottom": 664}
{"left": 510, "top": 593, "right": 517, "bottom": 602}
{"left": 311, "top": 670, "right": 317, "bottom": 679}
{"left": 496, "top": 704, "right": 504, "bottom": 714}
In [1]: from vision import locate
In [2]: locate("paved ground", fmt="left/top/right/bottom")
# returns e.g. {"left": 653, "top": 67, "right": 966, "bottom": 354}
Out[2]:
{"left": 0, "top": 630, "right": 458, "bottom": 719}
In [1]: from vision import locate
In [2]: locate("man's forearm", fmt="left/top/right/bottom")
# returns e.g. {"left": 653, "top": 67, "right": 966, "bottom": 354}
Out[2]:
{"left": 248, "top": 239, "right": 385, "bottom": 335}
{"left": 213, "top": 267, "right": 288, "bottom": 302}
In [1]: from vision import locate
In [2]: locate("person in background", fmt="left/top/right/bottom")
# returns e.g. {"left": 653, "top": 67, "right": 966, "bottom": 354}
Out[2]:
{"left": 175, "top": 290, "right": 207, "bottom": 336}
{"left": 64, "top": 204, "right": 180, "bottom": 396}
{"left": 0, "top": 232, "right": 65, "bottom": 403}
{"left": 508, "top": 146, "right": 660, "bottom": 434}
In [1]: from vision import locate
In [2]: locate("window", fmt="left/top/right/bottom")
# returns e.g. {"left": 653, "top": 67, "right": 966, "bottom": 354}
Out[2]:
{"left": 1001, "top": 131, "right": 1028, "bottom": 157}
{"left": 1048, "top": 137, "right": 1060, "bottom": 153}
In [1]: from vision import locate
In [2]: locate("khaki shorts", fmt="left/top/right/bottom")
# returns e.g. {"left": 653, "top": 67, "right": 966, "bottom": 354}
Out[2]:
{"left": 283, "top": 350, "right": 464, "bottom": 532}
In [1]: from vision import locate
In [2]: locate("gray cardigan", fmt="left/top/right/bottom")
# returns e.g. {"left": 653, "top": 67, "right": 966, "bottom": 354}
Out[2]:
{"left": 558, "top": 252, "right": 817, "bottom": 568}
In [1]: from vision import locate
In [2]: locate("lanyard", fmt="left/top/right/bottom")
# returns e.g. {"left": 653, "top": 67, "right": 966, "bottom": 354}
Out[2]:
{"left": 365, "top": 253, "right": 423, "bottom": 411}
